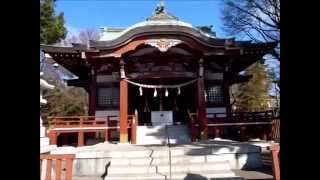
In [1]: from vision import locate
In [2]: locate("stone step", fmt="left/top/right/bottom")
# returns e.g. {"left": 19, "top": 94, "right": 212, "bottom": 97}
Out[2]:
{"left": 105, "top": 170, "right": 239, "bottom": 180}
{"left": 109, "top": 154, "right": 233, "bottom": 166}
{"left": 108, "top": 161, "right": 231, "bottom": 175}
{"left": 74, "top": 144, "right": 261, "bottom": 159}
{"left": 72, "top": 152, "right": 262, "bottom": 176}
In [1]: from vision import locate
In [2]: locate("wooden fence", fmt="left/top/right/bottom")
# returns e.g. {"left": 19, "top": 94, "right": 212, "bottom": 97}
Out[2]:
{"left": 40, "top": 154, "right": 75, "bottom": 180}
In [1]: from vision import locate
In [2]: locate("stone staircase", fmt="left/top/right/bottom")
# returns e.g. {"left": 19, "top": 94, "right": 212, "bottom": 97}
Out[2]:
{"left": 103, "top": 147, "right": 242, "bottom": 179}
{"left": 136, "top": 125, "right": 191, "bottom": 145}
{"left": 51, "top": 140, "right": 263, "bottom": 180}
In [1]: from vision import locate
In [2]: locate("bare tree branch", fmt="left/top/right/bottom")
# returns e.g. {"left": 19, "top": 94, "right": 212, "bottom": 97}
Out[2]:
{"left": 230, "top": 3, "right": 278, "bottom": 29}
{"left": 222, "top": 0, "right": 280, "bottom": 61}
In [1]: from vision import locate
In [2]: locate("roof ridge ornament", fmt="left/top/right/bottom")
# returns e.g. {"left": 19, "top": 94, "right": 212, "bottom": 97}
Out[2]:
{"left": 147, "top": 0, "right": 178, "bottom": 21}
{"left": 155, "top": 0, "right": 165, "bottom": 14}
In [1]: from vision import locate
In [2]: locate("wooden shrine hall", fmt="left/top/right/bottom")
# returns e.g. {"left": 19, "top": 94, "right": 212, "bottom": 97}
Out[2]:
{"left": 41, "top": 4, "right": 278, "bottom": 146}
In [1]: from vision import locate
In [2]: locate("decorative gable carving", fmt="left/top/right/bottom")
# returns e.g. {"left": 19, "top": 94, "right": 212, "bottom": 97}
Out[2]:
{"left": 144, "top": 39, "right": 182, "bottom": 52}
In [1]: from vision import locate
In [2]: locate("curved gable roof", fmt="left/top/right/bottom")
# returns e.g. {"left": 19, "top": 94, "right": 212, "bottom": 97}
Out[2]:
{"left": 94, "top": 4, "right": 225, "bottom": 49}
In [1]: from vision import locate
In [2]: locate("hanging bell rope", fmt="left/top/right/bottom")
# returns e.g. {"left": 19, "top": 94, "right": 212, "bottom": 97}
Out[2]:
{"left": 124, "top": 78, "right": 199, "bottom": 89}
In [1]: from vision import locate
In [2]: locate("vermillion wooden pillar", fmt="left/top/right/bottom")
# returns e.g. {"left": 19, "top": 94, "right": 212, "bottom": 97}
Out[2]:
{"left": 49, "top": 131, "right": 57, "bottom": 145}
{"left": 104, "top": 118, "right": 109, "bottom": 142}
{"left": 197, "top": 59, "right": 208, "bottom": 140}
{"left": 89, "top": 67, "right": 96, "bottom": 116}
{"left": 119, "top": 79, "right": 128, "bottom": 143}
{"left": 223, "top": 79, "right": 231, "bottom": 122}
{"left": 78, "top": 131, "right": 84, "bottom": 146}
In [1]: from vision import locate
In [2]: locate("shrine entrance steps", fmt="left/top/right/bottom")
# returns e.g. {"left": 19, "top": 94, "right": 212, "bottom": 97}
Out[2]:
{"left": 136, "top": 125, "right": 191, "bottom": 145}
{"left": 50, "top": 140, "right": 270, "bottom": 180}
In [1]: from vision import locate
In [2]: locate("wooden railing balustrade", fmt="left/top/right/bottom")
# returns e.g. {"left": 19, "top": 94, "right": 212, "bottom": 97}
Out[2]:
{"left": 40, "top": 154, "right": 75, "bottom": 180}
{"left": 48, "top": 116, "right": 120, "bottom": 146}
{"left": 188, "top": 110, "right": 279, "bottom": 141}
{"left": 48, "top": 116, "right": 119, "bottom": 129}
{"left": 271, "top": 118, "right": 280, "bottom": 142}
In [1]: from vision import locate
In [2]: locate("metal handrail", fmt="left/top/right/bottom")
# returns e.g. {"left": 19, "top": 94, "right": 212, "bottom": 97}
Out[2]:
{"left": 165, "top": 125, "right": 172, "bottom": 180}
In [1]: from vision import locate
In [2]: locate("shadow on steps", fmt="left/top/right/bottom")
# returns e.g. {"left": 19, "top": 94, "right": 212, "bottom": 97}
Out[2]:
{"left": 183, "top": 173, "right": 244, "bottom": 180}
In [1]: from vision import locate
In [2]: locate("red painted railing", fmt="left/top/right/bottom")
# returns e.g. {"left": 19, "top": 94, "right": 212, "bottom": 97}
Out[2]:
{"left": 40, "top": 154, "right": 75, "bottom": 180}
{"left": 271, "top": 118, "right": 280, "bottom": 142}
{"left": 48, "top": 116, "right": 119, "bottom": 129}
{"left": 188, "top": 110, "right": 278, "bottom": 141}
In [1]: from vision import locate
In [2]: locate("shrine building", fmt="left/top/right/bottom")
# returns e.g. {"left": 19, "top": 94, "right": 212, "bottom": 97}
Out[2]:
{"left": 41, "top": 4, "right": 277, "bottom": 146}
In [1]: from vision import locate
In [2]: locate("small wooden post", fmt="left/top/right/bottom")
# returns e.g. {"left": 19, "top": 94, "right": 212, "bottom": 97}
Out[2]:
{"left": 213, "top": 127, "right": 221, "bottom": 139}
{"left": 187, "top": 110, "right": 196, "bottom": 142}
{"left": 105, "top": 117, "right": 109, "bottom": 142}
{"left": 55, "top": 159, "right": 62, "bottom": 180}
{"left": 239, "top": 126, "right": 247, "bottom": 141}
{"left": 66, "top": 157, "right": 73, "bottom": 180}
{"left": 40, "top": 154, "right": 75, "bottom": 180}
{"left": 40, "top": 160, "right": 42, "bottom": 178}
{"left": 45, "top": 159, "right": 52, "bottom": 180}
{"left": 49, "top": 131, "right": 57, "bottom": 145}
{"left": 79, "top": 117, "right": 84, "bottom": 127}
{"left": 78, "top": 130, "right": 84, "bottom": 146}
{"left": 131, "top": 110, "right": 138, "bottom": 144}
{"left": 269, "top": 145, "right": 280, "bottom": 180}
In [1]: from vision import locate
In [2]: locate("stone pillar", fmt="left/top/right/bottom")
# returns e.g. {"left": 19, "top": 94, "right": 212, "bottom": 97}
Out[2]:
{"left": 197, "top": 59, "right": 208, "bottom": 140}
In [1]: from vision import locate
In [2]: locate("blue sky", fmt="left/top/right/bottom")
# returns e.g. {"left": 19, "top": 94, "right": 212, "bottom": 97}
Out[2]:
{"left": 55, "top": 0, "right": 279, "bottom": 81}
{"left": 56, "top": 0, "right": 227, "bottom": 38}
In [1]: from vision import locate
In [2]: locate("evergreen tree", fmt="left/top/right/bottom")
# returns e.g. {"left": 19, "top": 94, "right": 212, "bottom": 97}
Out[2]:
{"left": 40, "top": 0, "right": 88, "bottom": 126}
{"left": 40, "top": 0, "right": 67, "bottom": 44}
{"left": 234, "top": 62, "right": 271, "bottom": 111}
{"left": 41, "top": 81, "right": 89, "bottom": 127}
